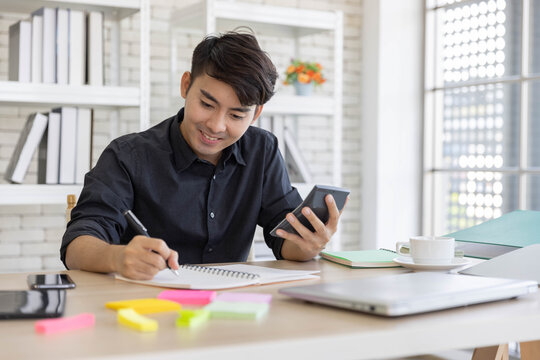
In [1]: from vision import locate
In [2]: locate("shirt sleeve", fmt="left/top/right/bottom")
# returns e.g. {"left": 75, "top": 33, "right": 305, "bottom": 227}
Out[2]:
{"left": 257, "top": 133, "right": 302, "bottom": 260}
{"left": 60, "top": 138, "right": 136, "bottom": 267}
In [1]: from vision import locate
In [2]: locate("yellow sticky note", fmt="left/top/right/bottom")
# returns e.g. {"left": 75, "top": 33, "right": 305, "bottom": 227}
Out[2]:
{"left": 176, "top": 309, "right": 210, "bottom": 328}
{"left": 117, "top": 308, "right": 158, "bottom": 332}
{"left": 106, "top": 298, "right": 181, "bottom": 314}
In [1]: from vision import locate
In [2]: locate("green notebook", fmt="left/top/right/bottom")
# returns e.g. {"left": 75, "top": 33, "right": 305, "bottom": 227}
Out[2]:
{"left": 446, "top": 210, "right": 540, "bottom": 259}
{"left": 320, "top": 249, "right": 400, "bottom": 268}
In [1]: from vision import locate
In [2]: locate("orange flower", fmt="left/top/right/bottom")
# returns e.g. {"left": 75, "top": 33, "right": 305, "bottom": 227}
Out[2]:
{"left": 286, "top": 65, "right": 296, "bottom": 74}
{"left": 297, "top": 73, "right": 310, "bottom": 84}
{"left": 283, "top": 59, "right": 326, "bottom": 86}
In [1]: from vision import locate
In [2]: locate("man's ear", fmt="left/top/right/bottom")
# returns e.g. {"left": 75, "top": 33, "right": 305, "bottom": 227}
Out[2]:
{"left": 251, "top": 105, "right": 264, "bottom": 124}
{"left": 180, "top": 72, "right": 191, "bottom": 99}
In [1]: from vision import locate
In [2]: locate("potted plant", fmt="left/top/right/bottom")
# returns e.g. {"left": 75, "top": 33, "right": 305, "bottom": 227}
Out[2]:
{"left": 283, "top": 59, "right": 326, "bottom": 96}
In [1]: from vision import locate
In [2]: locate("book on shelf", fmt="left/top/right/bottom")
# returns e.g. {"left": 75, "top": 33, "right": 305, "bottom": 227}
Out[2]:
{"left": 8, "top": 20, "right": 31, "bottom": 82}
{"left": 54, "top": 107, "right": 77, "bottom": 184}
{"left": 115, "top": 264, "right": 320, "bottom": 290}
{"left": 320, "top": 249, "right": 400, "bottom": 268}
{"left": 37, "top": 112, "right": 61, "bottom": 184}
{"left": 55, "top": 8, "right": 69, "bottom": 84}
{"left": 31, "top": 13, "right": 43, "bottom": 83}
{"left": 75, "top": 108, "right": 93, "bottom": 184}
{"left": 87, "top": 11, "right": 104, "bottom": 86}
{"left": 4, "top": 113, "right": 48, "bottom": 184}
{"left": 33, "top": 7, "right": 56, "bottom": 84}
{"left": 69, "top": 10, "right": 86, "bottom": 85}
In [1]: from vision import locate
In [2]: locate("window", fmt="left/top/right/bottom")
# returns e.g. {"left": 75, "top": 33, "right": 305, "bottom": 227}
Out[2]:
{"left": 424, "top": 0, "right": 540, "bottom": 235}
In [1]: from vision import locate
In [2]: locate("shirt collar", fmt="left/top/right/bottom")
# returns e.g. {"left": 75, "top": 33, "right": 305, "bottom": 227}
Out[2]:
{"left": 224, "top": 137, "right": 247, "bottom": 167}
{"left": 170, "top": 108, "right": 247, "bottom": 171}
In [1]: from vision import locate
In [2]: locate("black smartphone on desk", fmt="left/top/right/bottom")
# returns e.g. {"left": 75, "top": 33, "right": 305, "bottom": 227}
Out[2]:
{"left": 27, "top": 274, "right": 76, "bottom": 290}
{"left": 0, "top": 290, "right": 66, "bottom": 319}
{"left": 270, "top": 185, "right": 350, "bottom": 237}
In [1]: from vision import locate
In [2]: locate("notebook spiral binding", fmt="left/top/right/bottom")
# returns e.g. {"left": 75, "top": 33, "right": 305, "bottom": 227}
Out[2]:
{"left": 180, "top": 264, "right": 260, "bottom": 280}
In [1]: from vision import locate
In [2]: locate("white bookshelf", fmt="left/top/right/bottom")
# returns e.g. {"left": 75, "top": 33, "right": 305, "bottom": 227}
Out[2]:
{"left": 0, "top": 82, "right": 140, "bottom": 108}
{"left": 169, "top": 1, "right": 338, "bottom": 35}
{"left": 0, "top": 0, "right": 150, "bottom": 205}
{"left": 0, "top": 0, "right": 140, "bottom": 20}
{"left": 0, "top": 184, "right": 82, "bottom": 205}
{"left": 263, "top": 95, "right": 334, "bottom": 116}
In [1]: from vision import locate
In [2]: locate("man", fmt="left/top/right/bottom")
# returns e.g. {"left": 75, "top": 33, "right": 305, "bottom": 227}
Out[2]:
{"left": 61, "top": 31, "right": 345, "bottom": 280}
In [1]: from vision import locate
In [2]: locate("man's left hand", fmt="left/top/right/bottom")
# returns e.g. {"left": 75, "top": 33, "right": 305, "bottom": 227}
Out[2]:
{"left": 277, "top": 194, "right": 348, "bottom": 261}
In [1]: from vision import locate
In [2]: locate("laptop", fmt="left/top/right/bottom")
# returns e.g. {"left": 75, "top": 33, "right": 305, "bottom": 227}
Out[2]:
{"left": 459, "top": 244, "right": 540, "bottom": 283}
{"left": 279, "top": 272, "right": 537, "bottom": 317}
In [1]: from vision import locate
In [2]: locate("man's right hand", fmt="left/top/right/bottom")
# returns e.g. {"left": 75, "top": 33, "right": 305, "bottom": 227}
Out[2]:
{"left": 65, "top": 235, "right": 179, "bottom": 280}
{"left": 114, "top": 236, "right": 179, "bottom": 280}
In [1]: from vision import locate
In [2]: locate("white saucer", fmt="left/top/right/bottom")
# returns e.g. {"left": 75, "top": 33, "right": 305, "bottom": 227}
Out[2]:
{"left": 393, "top": 256, "right": 471, "bottom": 271}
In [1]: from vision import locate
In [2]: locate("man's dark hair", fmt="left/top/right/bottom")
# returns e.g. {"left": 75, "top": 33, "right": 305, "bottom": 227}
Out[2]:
{"left": 190, "top": 30, "right": 278, "bottom": 106}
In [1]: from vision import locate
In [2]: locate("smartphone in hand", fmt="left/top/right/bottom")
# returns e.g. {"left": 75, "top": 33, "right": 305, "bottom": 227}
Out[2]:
{"left": 270, "top": 184, "right": 350, "bottom": 237}
{"left": 27, "top": 274, "right": 76, "bottom": 290}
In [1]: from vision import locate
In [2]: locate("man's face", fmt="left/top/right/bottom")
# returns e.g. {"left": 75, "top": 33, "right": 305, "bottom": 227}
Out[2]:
{"left": 180, "top": 72, "right": 263, "bottom": 165}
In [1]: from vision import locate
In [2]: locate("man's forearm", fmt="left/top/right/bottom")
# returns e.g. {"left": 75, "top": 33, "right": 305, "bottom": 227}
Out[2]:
{"left": 65, "top": 235, "right": 122, "bottom": 273}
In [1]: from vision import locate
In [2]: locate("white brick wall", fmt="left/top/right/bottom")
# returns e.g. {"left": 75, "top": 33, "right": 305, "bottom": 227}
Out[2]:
{"left": 0, "top": 256, "right": 42, "bottom": 272}
{"left": 0, "top": 0, "right": 363, "bottom": 272}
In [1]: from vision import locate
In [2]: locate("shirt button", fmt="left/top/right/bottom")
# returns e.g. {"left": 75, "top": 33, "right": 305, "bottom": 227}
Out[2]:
{"left": 208, "top": 248, "right": 213, "bottom": 253}
{"left": 210, "top": 212, "right": 215, "bottom": 219}
{"left": 213, "top": 175, "right": 216, "bottom": 180}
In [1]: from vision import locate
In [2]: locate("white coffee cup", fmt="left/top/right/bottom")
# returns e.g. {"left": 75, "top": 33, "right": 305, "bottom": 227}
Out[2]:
{"left": 396, "top": 236, "right": 455, "bottom": 264}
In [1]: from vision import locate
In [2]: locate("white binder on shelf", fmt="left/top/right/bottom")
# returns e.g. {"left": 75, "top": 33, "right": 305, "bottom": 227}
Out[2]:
{"left": 8, "top": 20, "right": 31, "bottom": 82}
{"left": 54, "top": 107, "right": 77, "bottom": 184}
{"left": 38, "top": 112, "right": 61, "bottom": 184}
{"left": 4, "top": 113, "right": 48, "bottom": 184}
{"left": 69, "top": 10, "right": 86, "bottom": 85}
{"left": 75, "top": 108, "right": 92, "bottom": 184}
{"left": 56, "top": 8, "right": 69, "bottom": 84}
{"left": 31, "top": 14, "right": 43, "bottom": 83}
{"left": 33, "top": 7, "right": 56, "bottom": 84}
{"left": 87, "top": 11, "right": 104, "bottom": 86}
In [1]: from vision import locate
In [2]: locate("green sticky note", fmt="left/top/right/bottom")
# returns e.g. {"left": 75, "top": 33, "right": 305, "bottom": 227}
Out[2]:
{"left": 204, "top": 301, "right": 269, "bottom": 320}
{"left": 176, "top": 309, "right": 210, "bottom": 328}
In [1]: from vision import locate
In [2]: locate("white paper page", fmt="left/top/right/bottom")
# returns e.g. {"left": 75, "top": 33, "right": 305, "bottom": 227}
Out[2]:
{"left": 115, "top": 267, "right": 259, "bottom": 290}
{"left": 211, "top": 264, "right": 320, "bottom": 284}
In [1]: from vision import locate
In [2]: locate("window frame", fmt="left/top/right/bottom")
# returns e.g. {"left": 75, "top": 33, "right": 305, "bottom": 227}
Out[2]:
{"left": 423, "top": 0, "right": 540, "bottom": 235}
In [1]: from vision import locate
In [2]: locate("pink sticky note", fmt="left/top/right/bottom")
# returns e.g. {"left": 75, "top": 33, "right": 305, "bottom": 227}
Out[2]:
{"left": 215, "top": 292, "right": 272, "bottom": 304}
{"left": 35, "top": 313, "right": 95, "bottom": 334}
{"left": 157, "top": 290, "right": 216, "bottom": 305}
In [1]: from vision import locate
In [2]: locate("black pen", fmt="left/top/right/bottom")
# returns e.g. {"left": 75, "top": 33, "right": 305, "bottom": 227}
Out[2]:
{"left": 123, "top": 210, "right": 180, "bottom": 276}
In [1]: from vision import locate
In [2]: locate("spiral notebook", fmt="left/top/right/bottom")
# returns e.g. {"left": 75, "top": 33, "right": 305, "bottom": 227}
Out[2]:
{"left": 115, "top": 264, "right": 320, "bottom": 290}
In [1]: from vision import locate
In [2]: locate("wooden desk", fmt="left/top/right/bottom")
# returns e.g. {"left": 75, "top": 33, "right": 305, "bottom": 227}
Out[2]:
{"left": 2, "top": 260, "right": 540, "bottom": 360}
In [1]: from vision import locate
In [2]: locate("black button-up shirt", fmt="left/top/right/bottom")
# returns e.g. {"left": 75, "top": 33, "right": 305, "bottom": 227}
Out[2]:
{"left": 61, "top": 108, "right": 302, "bottom": 266}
